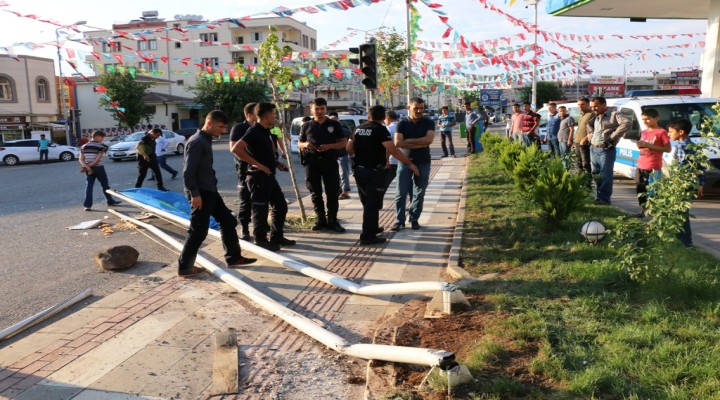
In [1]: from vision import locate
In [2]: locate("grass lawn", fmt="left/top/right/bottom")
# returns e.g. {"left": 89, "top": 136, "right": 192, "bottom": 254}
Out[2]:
{"left": 453, "top": 153, "right": 720, "bottom": 399}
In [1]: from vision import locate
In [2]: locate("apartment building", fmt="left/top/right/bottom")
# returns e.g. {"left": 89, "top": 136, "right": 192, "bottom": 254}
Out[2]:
{"left": 0, "top": 55, "right": 61, "bottom": 143}
{"left": 84, "top": 11, "right": 318, "bottom": 99}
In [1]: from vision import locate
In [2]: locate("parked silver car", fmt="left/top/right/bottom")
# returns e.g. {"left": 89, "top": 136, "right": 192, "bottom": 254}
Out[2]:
{"left": 107, "top": 130, "right": 186, "bottom": 161}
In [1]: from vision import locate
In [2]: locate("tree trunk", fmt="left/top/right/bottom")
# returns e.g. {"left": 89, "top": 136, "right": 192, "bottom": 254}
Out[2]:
{"left": 272, "top": 91, "right": 306, "bottom": 222}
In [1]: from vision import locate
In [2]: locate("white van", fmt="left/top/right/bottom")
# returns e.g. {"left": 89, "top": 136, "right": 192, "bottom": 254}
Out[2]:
{"left": 536, "top": 91, "right": 720, "bottom": 193}
{"left": 289, "top": 114, "right": 368, "bottom": 153}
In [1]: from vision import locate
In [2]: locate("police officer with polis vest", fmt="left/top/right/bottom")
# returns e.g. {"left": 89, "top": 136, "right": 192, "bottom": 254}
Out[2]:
{"left": 299, "top": 97, "right": 347, "bottom": 232}
{"left": 347, "top": 105, "right": 419, "bottom": 245}
{"left": 231, "top": 102, "right": 296, "bottom": 251}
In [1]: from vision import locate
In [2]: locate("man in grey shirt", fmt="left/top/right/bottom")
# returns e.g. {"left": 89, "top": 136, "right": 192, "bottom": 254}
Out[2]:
{"left": 556, "top": 105, "right": 575, "bottom": 160}
{"left": 178, "top": 110, "right": 256, "bottom": 277}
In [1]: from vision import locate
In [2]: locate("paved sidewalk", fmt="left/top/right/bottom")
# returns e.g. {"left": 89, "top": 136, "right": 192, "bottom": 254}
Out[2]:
{"left": 0, "top": 156, "right": 468, "bottom": 400}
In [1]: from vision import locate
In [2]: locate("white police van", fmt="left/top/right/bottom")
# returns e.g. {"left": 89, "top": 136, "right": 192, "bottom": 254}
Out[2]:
{"left": 289, "top": 114, "right": 367, "bottom": 153}
{"left": 537, "top": 90, "right": 720, "bottom": 193}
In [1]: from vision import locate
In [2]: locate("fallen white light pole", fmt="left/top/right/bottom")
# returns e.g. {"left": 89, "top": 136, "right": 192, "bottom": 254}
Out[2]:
{"left": 0, "top": 288, "right": 92, "bottom": 341}
{"left": 109, "top": 209, "right": 456, "bottom": 368}
{"left": 107, "top": 190, "right": 468, "bottom": 311}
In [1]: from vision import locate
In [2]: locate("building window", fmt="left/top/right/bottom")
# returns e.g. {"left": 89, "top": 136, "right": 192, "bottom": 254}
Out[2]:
{"left": 138, "top": 39, "right": 157, "bottom": 51}
{"left": 201, "top": 57, "right": 219, "bottom": 68}
{"left": 0, "top": 75, "right": 16, "bottom": 102}
{"left": 253, "top": 57, "right": 258, "bottom": 65}
{"left": 173, "top": 23, "right": 181, "bottom": 28}
{"left": 177, "top": 80, "right": 184, "bottom": 86}
{"left": 102, "top": 42, "right": 121, "bottom": 53}
{"left": 36, "top": 77, "right": 50, "bottom": 102}
{"left": 234, "top": 36, "right": 244, "bottom": 44}
{"left": 302, "top": 35, "right": 308, "bottom": 48}
{"left": 175, "top": 42, "right": 181, "bottom": 49}
{"left": 104, "top": 63, "right": 120, "bottom": 72}
{"left": 253, "top": 32, "right": 262, "bottom": 42}
{"left": 138, "top": 61, "right": 158, "bottom": 72}
{"left": 311, "top": 38, "right": 316, "bottom": 51}
{"left": 232, "top": 52, "right": 245, "bottom": 64}
{"left": 200, "top": 32, "right": 218, "bottom": 45}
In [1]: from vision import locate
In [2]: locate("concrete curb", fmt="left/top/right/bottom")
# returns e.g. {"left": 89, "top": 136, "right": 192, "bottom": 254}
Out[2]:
{"left": 445, "top": 157, "right": 474, "bottom": 283}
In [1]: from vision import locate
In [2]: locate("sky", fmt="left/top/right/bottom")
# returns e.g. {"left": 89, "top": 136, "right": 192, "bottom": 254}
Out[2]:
{"left": 0, "top": 0, "right": 710, "bottom": 83}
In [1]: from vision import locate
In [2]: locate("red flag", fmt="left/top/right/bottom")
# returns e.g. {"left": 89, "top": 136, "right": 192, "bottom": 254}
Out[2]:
{"left": 113, "top": 54, "right": 123, "bottom": 64}
{"left": 441, "top": 28, "right": 452, "bottom": 39}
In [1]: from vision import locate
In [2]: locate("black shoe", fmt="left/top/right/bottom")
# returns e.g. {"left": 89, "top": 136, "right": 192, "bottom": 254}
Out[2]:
{"left": 270, "top": 236, "right": 296, "bottom": 246}
{"left": 441, "top": 154, "right": 449, "bottom": 158}
{"left": 240, "top": 234, "right": 251, "bottom": 242}
{"left": 171, "top": 171, "right": 178, "bottom": 179}
{"left": 390, "top": 222, "right": 404, "bottom": 232}
{"left": 178, "top": 267, "right": 205, "bottom": 277}
{"left": 312, "top": 220, "right": 327, "bottom": 231}
{"left": 158, "top": 187, "right": 170, "bottom": 192}
{"left": 376, "top": 227, "right": 384, "bottom": 234}
{"left": 360, "top": 236, "right": 387, "bottom": 245}
{"left": 227, "top": 256, "right": 257, "bottom": 267}
{"left": 255, "top": 241, "right": 281, "bottom": 251}
{"left": 107, "top": 200, "right": 122, "bottom": 206}
{"left": 594, "top": 199, "right": 611, "bottom": 206}
{"left": 327, "top": 220, "right": 346, "bottom": 233}
{"left": 147, "top": 177, "right": 155, "bottom": 181}
{"left": 411, "top": 220, "right": 421, "bottom": 230}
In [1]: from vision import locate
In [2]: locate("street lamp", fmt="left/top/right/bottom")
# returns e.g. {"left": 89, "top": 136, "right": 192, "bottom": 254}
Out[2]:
{"left": 346, "top": 26, "right": 384, "bottom": 42}
{"left": 525, "top": 0, "right": 539, "bottom": 109}
{"left": 56, "top": 20, "right": 86, "bottom": 145}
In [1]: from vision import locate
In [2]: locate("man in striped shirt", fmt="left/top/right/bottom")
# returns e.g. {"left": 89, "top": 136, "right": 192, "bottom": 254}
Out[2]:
{"left": 79, "top": 130, "right": 121, "bottom": 211}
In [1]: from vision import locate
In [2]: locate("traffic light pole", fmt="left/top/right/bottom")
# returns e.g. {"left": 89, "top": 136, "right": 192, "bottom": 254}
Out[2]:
{"left": 405, "top": 1, "right": 412, "bottom": 106}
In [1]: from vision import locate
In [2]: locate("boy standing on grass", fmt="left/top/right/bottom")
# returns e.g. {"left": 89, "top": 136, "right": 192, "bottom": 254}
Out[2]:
{"left": 667, "top": 118, "right": 705, "bottom": 248}
{"left": 634, "top": 108, "right": 671, "bottom": 217}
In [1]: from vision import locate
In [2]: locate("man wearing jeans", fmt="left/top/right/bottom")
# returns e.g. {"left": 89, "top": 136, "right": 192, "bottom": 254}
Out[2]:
{"left": 587, "top": 96, "right": 630, "bottom": 205}
{"left": 79, "top": 130, "right": 121, "bottom": 211}
{"left": 392, "top": 97, "right": 435, "bottom": 231}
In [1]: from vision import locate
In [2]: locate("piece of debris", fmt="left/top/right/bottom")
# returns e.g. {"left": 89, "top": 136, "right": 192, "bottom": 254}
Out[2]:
{"left": 67, "top": 219, "right": 104, "bottom": 230}
{"left": 95, "top": 245, "right": 139, "bottom": 271}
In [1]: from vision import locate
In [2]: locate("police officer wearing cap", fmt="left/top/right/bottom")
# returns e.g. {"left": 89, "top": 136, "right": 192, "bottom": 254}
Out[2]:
{"left": 231, "top": 102, "right": 295, "bottom": 251}
{"left": 299, "top": 97, "right": 347, "bottom": 233}
{"left": 347, "top": 105, "right": 419, "bottom": 245}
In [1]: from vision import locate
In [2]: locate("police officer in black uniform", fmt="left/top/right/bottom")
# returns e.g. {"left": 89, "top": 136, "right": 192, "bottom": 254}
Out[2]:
{"left": 299, "top": 97, "right": 347, "bottom": 233}
{"left": 231, "top": 102, "right": 295, "bottom": 251}
{"left": 347, "top": 105, "right": 419, "bottom": 245}
{"left": 228, "top": 102, "right": 257, "bottom": 241}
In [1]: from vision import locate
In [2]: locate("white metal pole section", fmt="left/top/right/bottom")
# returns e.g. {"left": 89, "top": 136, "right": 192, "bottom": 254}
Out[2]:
{"left": 56, "top": 28, "right": 70, "bottom": 145}
{"left": 531, "top": 0, "right": 538, "bottom": 109}
{"left": 0, "top": 289, "right": 92, "bottom": 340}
{"left": 106, "top": 189, "right": 460, "bottom": 297}
{"left": 109, "top": 209, "right": 456, "bottom": 368}
{"left": 405, "top": 0, "right": 413, "bottom": 105}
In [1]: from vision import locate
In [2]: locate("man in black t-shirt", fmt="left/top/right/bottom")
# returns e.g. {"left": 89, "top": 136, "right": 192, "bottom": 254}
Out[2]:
{"left": 348, "top": 106, "right": 418, "bottom": 245}
{"left": 392, "top": 97, "right": 435, "bottom": 232}
{"left": 231, "top": 102, "right": 295, "bottom": 251}
{"left": 229, "top": 102, "right": 257, "bottom": 241}
{"left": 135, "top": 128, "right": 168, "bottom": 191}
{"left": 298, "top": 97, "right": 347, "bottom": 232}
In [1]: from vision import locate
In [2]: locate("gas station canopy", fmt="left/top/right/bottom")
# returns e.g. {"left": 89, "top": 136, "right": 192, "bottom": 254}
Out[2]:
{"left": 546, "top": 0, "right": 708, "bottom": 20}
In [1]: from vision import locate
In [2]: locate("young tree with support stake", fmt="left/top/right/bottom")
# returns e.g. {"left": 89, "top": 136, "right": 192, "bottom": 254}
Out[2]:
{"left": 376, "top": 28, "right": 412, "bottom": 108}
{"left": 257, "top": 26, "right": 307, "bottom": 222}
{"left": 96, "top": 71, "right": 154, "bottom": 129}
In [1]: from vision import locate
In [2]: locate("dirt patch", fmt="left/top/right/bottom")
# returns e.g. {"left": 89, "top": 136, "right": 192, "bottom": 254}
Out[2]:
{"left": 367, "top": 294, "right": 559, "bottom": 399}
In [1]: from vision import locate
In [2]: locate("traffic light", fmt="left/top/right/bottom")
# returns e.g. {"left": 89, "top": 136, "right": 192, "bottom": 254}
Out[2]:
{"left": 359, "top": 43, "right": 377, "bottom": 90}
{"left": 72, "top": 109, "right": 82, "bottom": 119}
{"left": 349, "top": 42, "right": 377, "bottom": 90}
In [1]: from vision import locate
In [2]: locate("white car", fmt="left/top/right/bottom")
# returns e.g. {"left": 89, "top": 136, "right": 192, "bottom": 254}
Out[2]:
{"left": 0, "top": 139, "right": 80, "bottom": 166}
{"left": 107, "top": 130, "right": 186, "bottom": 161}
{"left": 289, "top": 115, "right": 368, "bottom": 153}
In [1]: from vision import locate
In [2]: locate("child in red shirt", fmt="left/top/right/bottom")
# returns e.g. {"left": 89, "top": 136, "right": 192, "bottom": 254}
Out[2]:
{"left": 635, "top": 108, "right": 671, "bottom": 216}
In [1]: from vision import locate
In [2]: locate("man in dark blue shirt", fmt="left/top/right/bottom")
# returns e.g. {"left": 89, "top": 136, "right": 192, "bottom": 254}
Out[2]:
{"left": 299, "top": 97, "right": 347, "bottom": 233}
{"left": 178, "top": 110, "right": 256, "bottom": 277}
{"left": 232, "top": 102, "right": 295, "bottom": 251}
{"left": 392, "top": 97, "right": 435, "bottom": 231}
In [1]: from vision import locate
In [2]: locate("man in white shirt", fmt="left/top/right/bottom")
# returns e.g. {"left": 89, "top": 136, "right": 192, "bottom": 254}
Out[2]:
{"left": 150, "top": 131, "right": 179, "bottom": 181}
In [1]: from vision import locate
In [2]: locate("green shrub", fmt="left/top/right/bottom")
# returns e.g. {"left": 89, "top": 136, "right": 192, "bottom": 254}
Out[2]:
{"left": 481, "top": 133, "right": 506, "bottom": 159}
{"left": 526, "top": 157, "right": 589, "bottom": 226}
{"left": 498, "top": 140, "right": 525, "bottom": 176}
{"left": 512, "top": 144, "right": 547, "bottom": 192}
